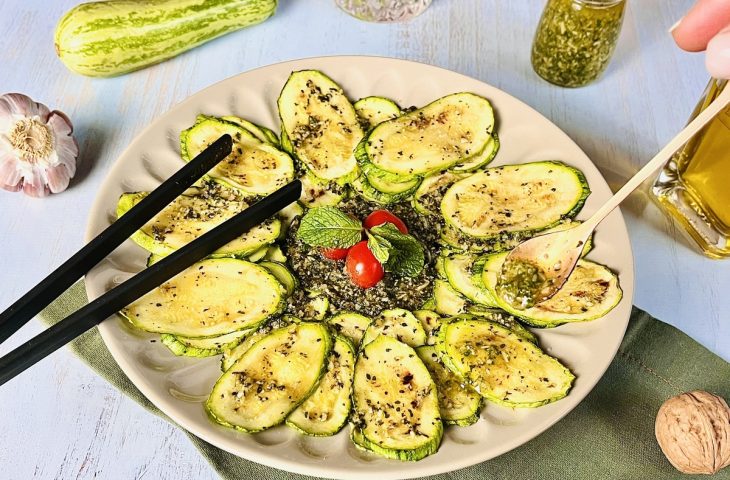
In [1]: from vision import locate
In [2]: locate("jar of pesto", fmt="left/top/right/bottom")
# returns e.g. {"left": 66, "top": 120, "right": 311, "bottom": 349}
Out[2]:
{"left": 531, "top": 0, "right": 627, "bottom": 88}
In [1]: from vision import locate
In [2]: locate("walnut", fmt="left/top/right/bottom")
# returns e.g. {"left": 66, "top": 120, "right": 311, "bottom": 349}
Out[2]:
{"left": 655, "top": 390, "right": 730, "bottom": 474}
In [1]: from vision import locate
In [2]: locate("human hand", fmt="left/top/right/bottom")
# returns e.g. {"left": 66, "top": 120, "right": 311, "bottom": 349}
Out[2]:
{"left": 671, "top": 0, "right": 730, "bottom": 78}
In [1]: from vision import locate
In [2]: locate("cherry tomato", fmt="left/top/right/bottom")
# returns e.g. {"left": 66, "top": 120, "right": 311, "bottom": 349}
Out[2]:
{"left": 321, "top": 247, "right": 350, "bottom": 260}
{"left": 345, "top": 241, "right": 384, "bottom": 288}
{"left": 363, "top": 210, "right": 408, "bottom": 234}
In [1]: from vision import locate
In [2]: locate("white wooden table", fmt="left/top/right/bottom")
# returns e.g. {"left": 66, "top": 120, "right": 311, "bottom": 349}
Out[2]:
{"left": 0, "top": 0, "right": 725, "bottom": 478}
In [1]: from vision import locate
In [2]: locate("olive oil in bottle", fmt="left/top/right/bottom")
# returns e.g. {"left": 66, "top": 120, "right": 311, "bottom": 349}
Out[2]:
{"left": 652, "top": 79, "right": 730, "bottom": 258}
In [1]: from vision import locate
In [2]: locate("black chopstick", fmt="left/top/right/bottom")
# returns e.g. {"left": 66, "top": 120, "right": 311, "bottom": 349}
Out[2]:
{"left": 0, "top": 180, "right": 302, "bottom": 386}
{"left": 0, "top": 135, "right": 233, "bottom": 346}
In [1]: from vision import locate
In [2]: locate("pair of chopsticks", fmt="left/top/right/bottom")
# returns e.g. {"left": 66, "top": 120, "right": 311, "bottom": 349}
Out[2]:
{"left": 0, "top": 134, "right": 302, "bottom": 386}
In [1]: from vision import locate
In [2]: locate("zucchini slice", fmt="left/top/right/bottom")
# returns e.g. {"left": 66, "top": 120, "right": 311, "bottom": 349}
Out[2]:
{"left": 361, "top": 309, "right": 427, "bottom": 348}
{"left": 220, "top": 317, "right": 298, "bottom": 372}
{"left": 443, "top": 253, "right": 498, "bottom": 307}
{"left": 480, "top": 252, "right": 623, "bottom": 327}
{"left": 352, "top": 335, "right": 443, "bottom": 461}
{"left": 326, "top": 311, "right": 372, "bottom": 346}
{"left": 459, "top": 309, "right": 538, "bottom": 344}
{"left": 442, "top": 161, "right": 590, "bottom": 239}
{"left": 433, "top": 279, "right": 468, "bottom": 316}
{"left": 436, "top": 317, "right": 575, "bottom": 407}
{"left": 299, "top": 170, "right": 347, "bottom": 207}
{"left": 354, "top": 96, "right": 401, "bottom": 129}
{"left": 286, "top": 336, "right": 355, "bottom": 436}
{"left": 412, "top": 170, "right": 469, "bottom": 216}
{"left": 264, "top": 244, "right": 288, "bottom": 263}
{"left": 206, "top": 322, "right": 333, "bottom": 432}
{"left": 278, "top": 70, "right": 364, "bottom": 181}
{"left": 362, "top": 92, "right": 495, "bottom": 176}
{"left": 449, "top": 134, "right": 499, "bottom": 172}
{"left": 413, "top": 309, "right": 442, "bottom": 346}
{"left": 361, "top": 162, "right": 421, "bottom": 195}
{"left": 351, "top": 176, "right": 410, "bottom": 205}
{"left": 146, "top": 253, "right": 165, "bottom": 266}
{"left": 181, "top": 116, "right": 295, "bottom": 196}
{"left": 259, "top": 261, "right": 297, "bottom": 296}
{"left": 416, "top": 346, "right": 482, "bottom": 426}
{"left": 221, "top": 115, "right": 279, "bottom": 146}
{"left": 161, "top": 329, "right": 249, "bottom": 358}
{"left": 246, "top": 247, "right": 268, "bottom": 262}
{"left": 117, "top": 191, "right": 281, "bottom": 257}
{"left": 121, "top": 258, "right": 284, "bottom": 337}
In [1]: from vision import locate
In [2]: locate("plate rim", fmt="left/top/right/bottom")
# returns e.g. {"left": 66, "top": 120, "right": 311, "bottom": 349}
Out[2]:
{"left": 85, "top": 55, "right": 635, "bottom": 479}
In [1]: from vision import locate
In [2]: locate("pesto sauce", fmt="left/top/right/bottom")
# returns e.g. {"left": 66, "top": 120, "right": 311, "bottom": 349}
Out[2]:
{"left": 496, "top": 257, "right": 552, "bottom": 310}
{"left": 531, "top": 0, "right": 626, "bottom": 88}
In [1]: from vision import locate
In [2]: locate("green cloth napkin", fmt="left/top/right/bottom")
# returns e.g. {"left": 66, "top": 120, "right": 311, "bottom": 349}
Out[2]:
{"left": 40, "top": 282, "right": 730, "bottom": 480}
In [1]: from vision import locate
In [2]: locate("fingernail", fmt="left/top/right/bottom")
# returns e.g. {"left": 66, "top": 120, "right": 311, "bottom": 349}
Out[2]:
{"left": 669, "top": 17, "right": 684, "bottom": 33}
{"left": 706, "top": 26, "right": 730, "bottom": 79}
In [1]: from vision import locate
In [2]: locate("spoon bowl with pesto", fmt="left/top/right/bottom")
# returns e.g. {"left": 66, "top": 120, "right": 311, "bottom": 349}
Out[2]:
{"left": 497, "top": 85, "right": 730, "bottom": 309}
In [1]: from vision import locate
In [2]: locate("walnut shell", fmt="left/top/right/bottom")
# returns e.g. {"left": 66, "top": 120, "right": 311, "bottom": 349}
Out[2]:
{"left": 655, "top": 390, "right": 730, "bottom": 474}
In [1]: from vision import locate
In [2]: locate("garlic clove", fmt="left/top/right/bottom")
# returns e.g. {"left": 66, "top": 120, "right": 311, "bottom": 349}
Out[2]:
{"left": 0, "top": 93, "right": 79, "bottom": 197}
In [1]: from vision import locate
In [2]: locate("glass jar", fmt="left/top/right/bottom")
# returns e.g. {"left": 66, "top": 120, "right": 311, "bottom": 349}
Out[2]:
{"left": 651, "top": 79, "right": 730, "bottom": 259}
{"left": 335, "top": 0, "right": 432, "bottom": 22}
{"left": 531, "top": 0, "right": 627, "bottom": 88}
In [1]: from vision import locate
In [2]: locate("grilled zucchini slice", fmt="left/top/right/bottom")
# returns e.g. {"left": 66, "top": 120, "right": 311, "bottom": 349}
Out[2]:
{"left": 161, "top": 329, "right": 249, "bottom": 358}
{"left": 326, "top": 312, "right": 372, "bottom": 346}
{"left": 351, "top": 176, "right": 411, "bottom": 205}
{"left": 480, "top": 252, "right": 622, "bottom": 327}
{"left": 221, "top": 115, "right": 279, "bottom": 146}
{"left": 436, "top": 317, "right": 574, "bottom": 407}
{"left": 449, "top": 133, "right": 499, "bottom": 172}
{"left": 259, "top": 261, "right": 297, "bottom": 296}
{"left": 121, "top": 258, "right": 284, "bottom": 337}
{"left": 286, "top": 336, "right": 355, "bottom": 436}
{"left": 413, "top": 310, "right": 442, "bottom": 346}
{"left": 354, "top": 96, "right": 401, "bottom": 129}
{"left": 433, "top": 279, "right": 468, "bottom": 316}
{"left": 117, "top": 191, "right": 280, "bottom": 257}
{"left": 362, "top": 92, "right": 495, "bottom": 175}
{"left": 206, "top": 323, "right": 332, "bottom": 432}
{"left": 220, "top": 317, "right": 298, "bottom": 372}
{"left": 351, "top": 335, "right": 443, "bottom": 461}
{"left": 443, "top": 253, "right": 498, "bottom": 307}
{"left": 181, "top": 116, "right": 294, "bottom": 196}
{"left": 361, "top": 309, "right": 427, "bottom": 348}
{"left": 299, "top": 170, "right": 347, "bottom": 207}
{"left": 416, "top": 346, "right": 482, "bottom": 426}
{"left": 457, "top": 310, "right": 538, "bottom": 344}
{"left": 442, "top": 161, "right": 590, "bottom": 239}
{"left": 412, "top": 170, "right": 469, "bottom": 216}
{"left": 361, "top": 162, "right": 421, "bottom": 195}
{"left": 278, "top": 70, "right": 363, "bottom": 181}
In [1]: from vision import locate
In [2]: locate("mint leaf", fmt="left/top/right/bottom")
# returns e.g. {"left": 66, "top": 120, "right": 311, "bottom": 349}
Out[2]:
{"left": 366, "top": 232, "right": 391, "bottom": 264}
{"left": 297, "top": 207, "right": 362, "bottom": 248}
{"left": 370, "top": 223, "right": 425, "bottom": 277}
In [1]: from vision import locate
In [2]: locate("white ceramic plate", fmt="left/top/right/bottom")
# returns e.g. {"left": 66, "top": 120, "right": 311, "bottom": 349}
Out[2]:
{"left": 85, "top": 56, "right": 634, "bottom": 480}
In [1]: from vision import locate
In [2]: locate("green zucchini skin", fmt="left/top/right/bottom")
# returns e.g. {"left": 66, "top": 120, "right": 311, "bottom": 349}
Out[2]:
{"left": 55, "top": 0, "right": 277, "bottom": 77}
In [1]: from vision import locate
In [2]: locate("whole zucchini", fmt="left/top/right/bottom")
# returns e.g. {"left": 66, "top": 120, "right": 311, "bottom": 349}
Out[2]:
{"left": 55, "top": 0, "right": 277, "bottom": 77}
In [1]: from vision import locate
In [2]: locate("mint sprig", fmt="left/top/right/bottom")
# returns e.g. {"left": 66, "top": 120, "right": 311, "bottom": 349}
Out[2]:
{"left": 366, "top": 231, "right": 391, "bottom": 264}
{"left": 370, "top": 223, "right": 425, "bottom": 277}
{"left": 296, "top": 207, "right": 362, "bottom": 248}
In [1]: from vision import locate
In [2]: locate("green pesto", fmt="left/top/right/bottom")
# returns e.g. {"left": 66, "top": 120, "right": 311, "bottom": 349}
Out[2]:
{"left": 531, "top": 0, "right": 626, "bottom": 87}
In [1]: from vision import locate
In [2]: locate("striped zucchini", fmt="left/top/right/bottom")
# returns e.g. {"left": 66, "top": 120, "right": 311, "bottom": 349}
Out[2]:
{"left": 55, "top": 0, "right": 277, "bottom": 77}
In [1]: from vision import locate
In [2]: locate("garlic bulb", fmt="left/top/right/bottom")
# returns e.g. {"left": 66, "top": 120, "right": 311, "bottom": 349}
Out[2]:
{"left": 656, "top": 390, "right": 730, "bottom": 475}
{"left": 0, "top": 93, "right": 79, "bottom": 197}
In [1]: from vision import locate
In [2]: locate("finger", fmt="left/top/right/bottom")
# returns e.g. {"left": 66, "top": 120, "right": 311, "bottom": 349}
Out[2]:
{"left": 672, "top": 0, "right": 730, "bottom": 52}
{"left": 706, "top": 25, "right": 730, "bottom": 78}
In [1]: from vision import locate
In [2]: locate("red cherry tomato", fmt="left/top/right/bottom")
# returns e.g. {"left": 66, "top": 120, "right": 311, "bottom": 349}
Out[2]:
{"left": 345, "top": 241, "right": 384, "bottom": 288}
{"left": 321, "top": 247, "right": 350, "bottom": 260}
{"left": 363, "top": 210, "right": 408, "bottom": 234}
